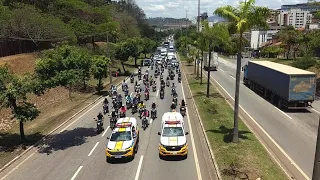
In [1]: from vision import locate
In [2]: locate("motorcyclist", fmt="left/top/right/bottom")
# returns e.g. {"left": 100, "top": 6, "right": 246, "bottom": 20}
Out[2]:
{"left": 122, "top": 80, "right": 127, "bottom": 90}
{"left": 138, "top": 67, "right": 141, "bottom": 75}
{"left": 111, "top": 110, "right": 118, "bottom": 118}
{"left": 170, "top": 102, "right": 177, "bottom": 111}
{"left": 120, "top": 105, "right": 127, "bottom": 113}
{"left": 171, "top": 83, "right": 177, "bottom": 96}
{"left": 138, "top": 101, "right": 146, "bottom": 109}
{"left": 104, "top": 98, "right": 109, "bottom": 104}
{"left": 97, "top": 112, "right": 104, "bottom": 120}
{"left": 149, "top": 75, "right": 153, "bottom": 82}
{"left": 133, "top": 96, "right": 139, "bottom": 105}
{"left": 151, "top": 101, "right": 156, "bottom": 109}
{"left": 125, "top": 95, "right": 132, "bottom": 103}
{"left": 130, "top": 73, "right": 134, "bottom": 78}
{"left": 141, "top": 107, "right": 149, "bottom": 117}
{"left": 181, "top": 99, "right": 186, "bottom": 107}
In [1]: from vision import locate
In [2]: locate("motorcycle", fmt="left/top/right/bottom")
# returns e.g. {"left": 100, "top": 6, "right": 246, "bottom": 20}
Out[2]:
{"left": 130, "top": 77, "right": 134, "bottom": 83}
{"left": 173, "top": 97, "right": 178, "bottom": 105}
{"left": 103, "top": 104, "right": 109, "bottom": 114}
{"left": 124, "top": 89, "right": 129, "bottom": 96}
{"left": 95, "top": 118, "right": 104, "bottom": 134}
{"left": 178, "top": 76, "right": 181, "bottom": 83}
{"left": 180, "top": 106, "right": 186, "bottom": 117}
{"left": 119, "top": 111, "right": 126, "bottom": 118}
{"left": 171, "top": 88, "right": 176, "bottom": 97}
{"left": 152, "top": 85, "right": 156, "bottom": 92}
{"left": 161, "top": 83, "right": 165, "bottom": 90}
{"left": 166, "top": 80, "right": 170, "bottom": 87}
{"left": 151, "top": 109, "right": 157, "bottom": 119}
{"left": 145, "top": 91, "right": 149, "bottom": 100}
{"left": 110, "top": 116, "right": 117, "bottom": 129}
{"left": 151, "top": 66, "right": 153, "bottom": 70}
{"left": 126, "top": 100, "right": 132, "bottom": 109}
{"left": 160, "top": 90, "right": 164, "bottom": 99}
{"left": 142, "top": 117, "right": 148, "bottom": 130}
{"left": 132, "top": 104, "right": 137, "bottom": 114}
{"left": 138, "top": 74, "right": 141, "bottom": 80}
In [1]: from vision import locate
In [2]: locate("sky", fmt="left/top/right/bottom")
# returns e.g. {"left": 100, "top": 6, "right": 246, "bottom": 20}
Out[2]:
{"left": 135, "top": 0, "right": 309, "bottom": 19}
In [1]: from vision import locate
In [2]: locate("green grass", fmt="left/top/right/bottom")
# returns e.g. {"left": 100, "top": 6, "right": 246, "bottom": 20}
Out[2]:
{"left": 255, "top": 57, "right": 294, "bottom": 66}
{"left": 185, "top": 71, "right": 287, "bottom": 180}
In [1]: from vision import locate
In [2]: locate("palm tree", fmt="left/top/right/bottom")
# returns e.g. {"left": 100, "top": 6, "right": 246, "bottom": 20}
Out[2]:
{"left": 214, "top": 0, "right": 270, "bottom": 143}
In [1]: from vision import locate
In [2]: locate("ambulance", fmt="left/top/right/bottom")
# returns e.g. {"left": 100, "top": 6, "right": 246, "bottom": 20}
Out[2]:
{"left": 158, "top": 112, "right": 188, "bottom": 157}
{"left": 106, "top": 117, "right": 139, "bottom": 162}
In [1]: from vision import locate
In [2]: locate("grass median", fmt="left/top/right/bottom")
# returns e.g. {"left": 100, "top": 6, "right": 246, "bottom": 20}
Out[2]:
{"left": 181, "top": 58, "right": 287, "bottom": 179}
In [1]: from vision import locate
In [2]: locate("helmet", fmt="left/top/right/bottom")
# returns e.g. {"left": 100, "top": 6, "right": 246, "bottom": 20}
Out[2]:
{"left": 99, "top": 112, "right": 102, "bottom": 115}
{"left": 122, "top": 105, "right": 125, "bottom": 107}
{"left": 172, "top": 83, "right": 175, "bottom": 85}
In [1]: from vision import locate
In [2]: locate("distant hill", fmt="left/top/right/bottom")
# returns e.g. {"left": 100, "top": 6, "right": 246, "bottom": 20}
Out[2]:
{"left": 147, "top": 17, "right": 192, "bottom": 27}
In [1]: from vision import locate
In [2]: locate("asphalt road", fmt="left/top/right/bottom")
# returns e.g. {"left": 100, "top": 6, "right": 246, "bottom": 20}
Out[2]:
{"left": 0, "top": 60, "right": 217, "bottom": 180}
{"left": 211, "top": 57, "right": 319, "bottom": 178}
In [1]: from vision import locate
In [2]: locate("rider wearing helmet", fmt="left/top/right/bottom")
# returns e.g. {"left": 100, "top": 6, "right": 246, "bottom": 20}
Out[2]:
{"left": 138, "top": 101, "right": 145, "bottom": 109}
{"left": 97, "top": 112, "right": 104, "bottom": 120}
{"left": 170, "top": 102, "right": 177, "bottom": 111}
{"left": 151, "top": 101, "right": 156, "bottom": 109}
{"left": 120, "top": 105, "right": 127, "bottom": 114}
{"left": 141, "top": 107, "right": 149, "bottom": 117}
{"left": 181, "top": 99, "right": 186, "bottom": 107}
{"left": 104, "top": 97, "right": 109, "bottom": 104}
{"left": 125, "top": 94, "right": 132, "bottom": 103}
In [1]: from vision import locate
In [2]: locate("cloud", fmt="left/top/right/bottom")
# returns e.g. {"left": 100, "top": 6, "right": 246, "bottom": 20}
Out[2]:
{"left": 166, "top": 2, "right": 179, "bottom": 8}
{"left": 135, "top": 0, "right": 308, "bottom": 18}
{"left": 144, "top": 4, "right": 166, "bottom": 11}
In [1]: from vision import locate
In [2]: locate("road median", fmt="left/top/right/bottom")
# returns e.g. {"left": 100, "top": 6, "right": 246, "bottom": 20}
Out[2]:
{"left": 180, "top": 57, "right": 288, "bottom": 180}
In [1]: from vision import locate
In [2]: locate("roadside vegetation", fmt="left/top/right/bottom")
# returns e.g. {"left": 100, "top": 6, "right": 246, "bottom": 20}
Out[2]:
{"left": 0, "top": 0, "right": 168, "bottom": 167}
{"left": 180, "top": 55, "right": 287, "bottom": 180}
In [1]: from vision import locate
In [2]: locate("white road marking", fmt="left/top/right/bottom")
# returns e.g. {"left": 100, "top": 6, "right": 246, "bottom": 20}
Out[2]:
{"left": 70, "top": 166, "right": 83, "bottom": 180}
{"left": 130, "top": 92, "right": 133, "bottom": 96}
{"left": 204, "top": 72, "right": 309, "bottom": 179}
{"left": 205, "top": 73, "right": 292, "bottom": 120}
{"left": 180, "top": 76, "right": 202, "bottom": 180}
{"left": 134, "top": 155, "right": 144, "bottom": 180}
{"left": 0, "top": 152, "right": 36, "bottom": 180}
{"left": 149, "top": 119, "right": 153, "bottom": 124}
{"left": 310, "top": 108, "right": 320, "bottom": 114}
{"left": 101, "top": 126, "right": 110, "bottom": 137}
{"left": 0, "top": 76, "right": 133, "bottom": 178}
{"left": 88, "top": 142, "right": 99, "bottom": 157}
{"left": 219, "top": 68, "right": 225, "bottom": 73}
{"left": 156, "top": 89, "right": 159, "bottom": 97}
{"left": 229, "top": 75, "right": 236, "bottom": 80}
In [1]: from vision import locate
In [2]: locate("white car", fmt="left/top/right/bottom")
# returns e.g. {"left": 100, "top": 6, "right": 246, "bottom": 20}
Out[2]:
{"left": 106, "top": 117, "right": 139, "bottom": 161}
{"left": 158, "top": 112, "right": 188, "bottom": 158}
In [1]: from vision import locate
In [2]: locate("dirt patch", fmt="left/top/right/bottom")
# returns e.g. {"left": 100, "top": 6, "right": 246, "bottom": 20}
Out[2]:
{"left": 0, "top": 53, "right": 38, "bottom": 75}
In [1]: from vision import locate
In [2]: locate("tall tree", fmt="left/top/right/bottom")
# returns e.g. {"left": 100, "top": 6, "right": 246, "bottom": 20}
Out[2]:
{"left": 277, "top": 26, "right": 302, "bottom": 59}
{"left": 0, "top": 66, "right": 40, "bottom": 142}
{"left": 91, "top": 55, "right": 110, "bottom": 92}
{"left": 215, "top": 0, "right": 270, "bottom": 143}
{"left": 115, "top": 40, "right": 137, "bottom": 72}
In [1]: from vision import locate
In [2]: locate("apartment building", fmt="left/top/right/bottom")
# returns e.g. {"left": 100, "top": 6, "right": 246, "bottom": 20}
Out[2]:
{"left": 250, "top": 26, "right": 283, "bottom": 50}
{"left": 278, "top": 8, "right": 313, "bottom": 28}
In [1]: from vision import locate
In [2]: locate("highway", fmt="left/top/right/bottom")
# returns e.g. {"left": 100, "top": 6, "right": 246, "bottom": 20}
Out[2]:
{"left": 211, "top": 57, "right": 319, "bottom": 178}
{"left": 0, "top": 61, "right": 217, "bottom": 180}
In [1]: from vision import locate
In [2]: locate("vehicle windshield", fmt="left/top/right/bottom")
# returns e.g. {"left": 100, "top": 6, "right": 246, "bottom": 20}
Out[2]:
{"left": 110, "top": 131, "right": 132, "bottom": 141}
{"left": 144, "top": 59, "right": 150, "bottom": 62}
{"left": 162, "top": 127, "right": 184, "bottom": 137}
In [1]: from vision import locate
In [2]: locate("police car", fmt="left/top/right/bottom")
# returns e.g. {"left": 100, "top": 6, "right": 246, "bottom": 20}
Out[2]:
{"left": 106, "top": 117, "right": 139, "bottom": 162}
{"left": 158, "top": 112, "right": 188, "bottom": 158}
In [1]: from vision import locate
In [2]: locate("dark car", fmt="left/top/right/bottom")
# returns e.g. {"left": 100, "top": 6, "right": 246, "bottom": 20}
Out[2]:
{"left": 143, "top": 59, "right": 151, "bottom": 66}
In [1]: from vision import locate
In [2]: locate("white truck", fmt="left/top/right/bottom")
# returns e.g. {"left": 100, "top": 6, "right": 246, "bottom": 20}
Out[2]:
{"left": 203, "top": 52, "right": 219, "bottom": 71}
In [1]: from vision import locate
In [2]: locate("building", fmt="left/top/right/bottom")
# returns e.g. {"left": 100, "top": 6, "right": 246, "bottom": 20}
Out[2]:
{"left": 267, "top": 9, "right": 280, "bottom": 25}
{"left": 278, "top": 8, "right": 313, "bottom": 28}
{"left": 281, "top": 3, "right": 320, "bottom": 12}
{"left": 250, "top": 26, "right": 283, "bottom": 50}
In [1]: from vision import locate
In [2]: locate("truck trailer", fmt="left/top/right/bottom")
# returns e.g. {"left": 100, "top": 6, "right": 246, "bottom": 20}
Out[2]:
{"left": 242, "top": 61, "right": 316, "bottom": 109}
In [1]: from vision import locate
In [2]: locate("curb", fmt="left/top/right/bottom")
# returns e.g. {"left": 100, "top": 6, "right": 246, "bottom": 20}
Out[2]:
{"left": 180, "top": 61, "right": 222, "bottom": 179}
{"left": 0, "top": 76, "right": 129, "bottom": 173}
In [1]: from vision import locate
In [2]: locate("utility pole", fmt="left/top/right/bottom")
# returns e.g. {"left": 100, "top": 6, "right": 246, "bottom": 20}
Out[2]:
{"left": 312, "top": 116, "right": 320, "bottom": 180}
{"left": 185, "top": 10, "right": 188, "bottom": 57}
{"left": 206, "top": 43, "right": 212, "bottom": 97}
{"left": 106, "top": 32, "right": 112, "bottom": 84}
{"left": 196, "top": 0, "right": 200, "bottom": 77}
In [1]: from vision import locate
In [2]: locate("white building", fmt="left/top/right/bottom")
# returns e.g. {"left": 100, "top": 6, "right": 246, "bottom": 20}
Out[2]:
{"left": 278, "top": 8, "right": 312, "bottom": 28}
{"left": 250, "top": 30, "right": 279, "bottom": 50}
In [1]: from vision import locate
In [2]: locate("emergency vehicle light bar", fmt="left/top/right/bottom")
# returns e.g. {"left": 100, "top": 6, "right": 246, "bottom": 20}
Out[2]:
{"left": 165, "top": 120, "right": 180, "bottom": 124}
{"left": 116, "top": 122, "right": 132, "bottom": 128}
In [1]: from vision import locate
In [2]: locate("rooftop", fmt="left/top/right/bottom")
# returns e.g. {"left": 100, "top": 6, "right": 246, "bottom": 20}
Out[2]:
{"left": 250, "top": 61, "right": 316, "bottom": 75}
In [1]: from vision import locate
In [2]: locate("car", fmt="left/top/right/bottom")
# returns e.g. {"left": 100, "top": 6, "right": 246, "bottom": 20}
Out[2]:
{"left": 143, "top": 59, "right": 151, "bottom": 66}
{"left": 158, "top": 112, "right": 188, "bottom": 158}
{"left": 106, "top": 117, "right": 139, "bottom": 162}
